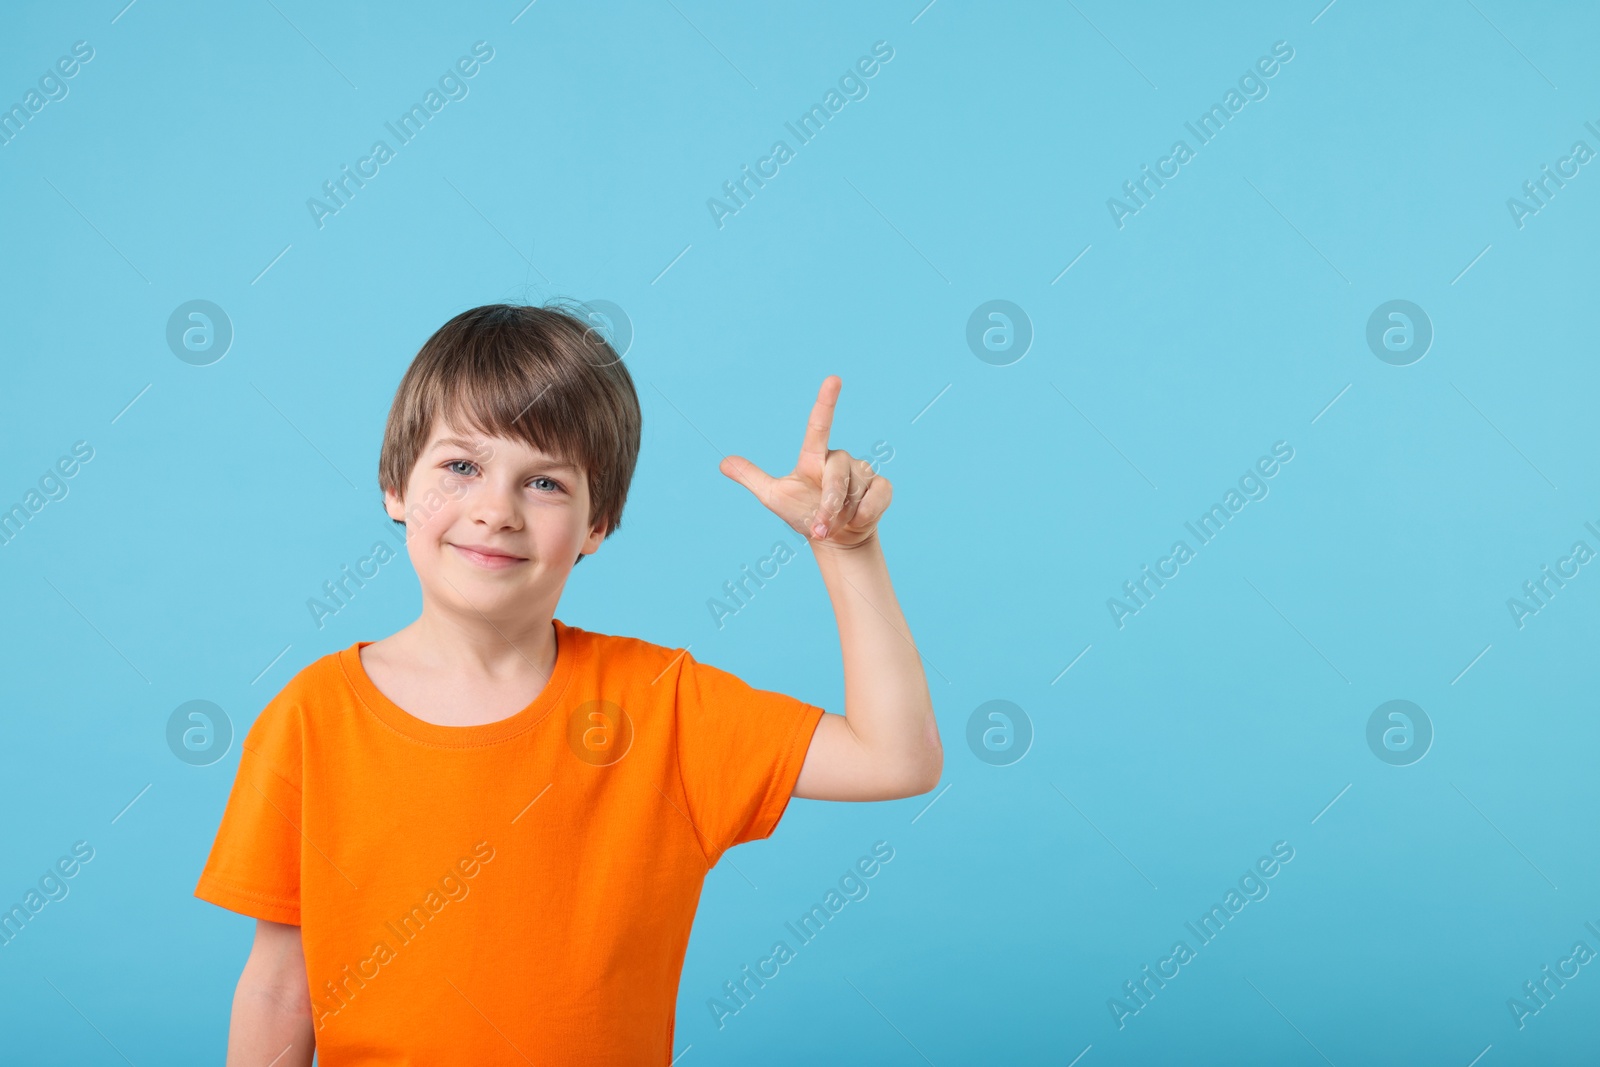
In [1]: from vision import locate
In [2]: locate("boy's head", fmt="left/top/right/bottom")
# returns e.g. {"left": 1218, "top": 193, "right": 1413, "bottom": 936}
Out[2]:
{"left": 379, "top": 303, "right": 640, "bottom": 613}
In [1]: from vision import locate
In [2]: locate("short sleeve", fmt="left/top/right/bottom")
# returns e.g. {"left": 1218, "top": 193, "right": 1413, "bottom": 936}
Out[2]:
{"left": 193, "top": 694, "right": 304, "bottom": 924}
{"left": 672, "top": 649, "right": 826, "bottom": 865}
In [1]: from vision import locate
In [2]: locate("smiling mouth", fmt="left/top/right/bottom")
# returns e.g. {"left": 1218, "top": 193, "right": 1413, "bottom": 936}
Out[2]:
{"left": 450, "top": 544, "right": 527, "bottom": 569}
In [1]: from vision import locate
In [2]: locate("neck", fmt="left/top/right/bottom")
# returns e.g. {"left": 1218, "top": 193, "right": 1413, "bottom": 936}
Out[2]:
{"left": 403, "top": 606, "right": 559, "bottom": 682}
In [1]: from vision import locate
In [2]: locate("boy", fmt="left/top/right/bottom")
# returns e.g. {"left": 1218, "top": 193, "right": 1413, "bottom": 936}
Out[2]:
{"left": 194, "top": 302, "right": 941, "bottom": 1065}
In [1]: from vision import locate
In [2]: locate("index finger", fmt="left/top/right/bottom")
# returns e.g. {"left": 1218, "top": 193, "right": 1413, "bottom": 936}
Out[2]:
{"left": 798, "top": 375, "right": 842, "bottom": 467}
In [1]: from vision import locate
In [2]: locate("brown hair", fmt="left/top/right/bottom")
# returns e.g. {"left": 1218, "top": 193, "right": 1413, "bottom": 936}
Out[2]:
{"left": 378, "top": 302, "right": 641, "bottom": 552}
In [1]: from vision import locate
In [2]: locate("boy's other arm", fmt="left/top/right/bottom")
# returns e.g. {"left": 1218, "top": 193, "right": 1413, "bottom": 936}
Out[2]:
{"left": 719, "top": 376, "right": 942, "bottom": 802}
{"left": 226, "top": 919, "right": 315, "bottom": 1067}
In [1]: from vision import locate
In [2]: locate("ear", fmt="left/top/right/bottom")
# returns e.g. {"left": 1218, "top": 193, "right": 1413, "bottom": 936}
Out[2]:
{"left": 578, "top": 519, "right": 608, "bottom": 556}
{"left": 383, "top": 484, "right": 407, "bottom": 524}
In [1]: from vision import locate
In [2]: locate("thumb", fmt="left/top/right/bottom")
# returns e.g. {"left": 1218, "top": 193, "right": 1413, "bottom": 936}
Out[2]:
{"left": 719, "top": 455, "right": 777, "bottom": 504}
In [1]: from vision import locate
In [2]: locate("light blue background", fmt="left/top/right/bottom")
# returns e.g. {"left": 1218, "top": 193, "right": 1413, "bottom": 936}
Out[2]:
{"left": 2, "top": 1, "right": 1597, "bottom": 1063}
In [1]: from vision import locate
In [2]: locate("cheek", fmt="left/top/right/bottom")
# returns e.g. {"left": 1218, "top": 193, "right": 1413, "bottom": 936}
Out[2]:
{"left": 424, "top": 498, "right": 462, "bottom": 533}
{"left": 415, "top": 479, "right": 464, "bottom": 526}
{"left": 402, "top": 499, "right": 460, "bottom": 560}
{"left": 514, "top": 509, "right": 585, "bottom": 562}
{"left": 529, "top": 509, "right": 583, "bottom": 547}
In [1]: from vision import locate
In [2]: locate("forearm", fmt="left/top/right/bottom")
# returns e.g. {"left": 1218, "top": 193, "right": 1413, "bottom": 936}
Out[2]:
{"left": 227, "top": 964, "right": 315, "bottom": 1066}
{"left": 812, "top": 531, "right": 940, "bottom": 787}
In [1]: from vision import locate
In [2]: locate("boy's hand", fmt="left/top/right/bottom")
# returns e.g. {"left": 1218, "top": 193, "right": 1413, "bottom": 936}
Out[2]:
{"left": 719, "top": 375, "right": 891, "bottom": 550}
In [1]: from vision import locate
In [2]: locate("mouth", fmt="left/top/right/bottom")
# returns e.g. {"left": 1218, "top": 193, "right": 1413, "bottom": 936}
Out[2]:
{"left": 449, "top": 543, "right": 528, "bottom": 570}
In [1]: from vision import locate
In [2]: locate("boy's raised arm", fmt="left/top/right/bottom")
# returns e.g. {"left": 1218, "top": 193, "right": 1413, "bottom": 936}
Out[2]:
{"left": 719, "top": 376, "right": 942, "bottom": 802}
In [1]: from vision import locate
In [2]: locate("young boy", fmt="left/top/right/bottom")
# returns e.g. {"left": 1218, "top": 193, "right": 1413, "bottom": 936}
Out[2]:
{"left": 194, "top": 302, "right": 941, "bottom": 1065}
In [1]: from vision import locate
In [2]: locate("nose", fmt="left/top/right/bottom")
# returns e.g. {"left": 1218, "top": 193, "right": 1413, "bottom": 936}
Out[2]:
{"left": 466, "top": 476, "right": 521, "bottom": 530}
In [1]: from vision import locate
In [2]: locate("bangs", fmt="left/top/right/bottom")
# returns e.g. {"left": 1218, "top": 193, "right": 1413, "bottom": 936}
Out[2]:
{"left": 430, "top": 364, "right": 595, "bottom": 475}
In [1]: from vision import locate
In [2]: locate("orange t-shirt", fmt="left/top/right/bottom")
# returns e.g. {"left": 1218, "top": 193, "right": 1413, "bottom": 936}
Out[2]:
{"left": 194, "top": 618, "right": 825, "bottom": 1065}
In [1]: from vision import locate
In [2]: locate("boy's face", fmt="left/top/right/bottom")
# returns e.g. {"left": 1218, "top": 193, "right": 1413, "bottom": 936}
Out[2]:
{"left": 383, "top": 418, "right": 607, "bottom": 621}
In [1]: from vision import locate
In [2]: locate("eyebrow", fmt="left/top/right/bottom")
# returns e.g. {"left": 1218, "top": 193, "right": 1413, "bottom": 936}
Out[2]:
{"left": 428, "top": 436, "right": 578, "bottom": 472}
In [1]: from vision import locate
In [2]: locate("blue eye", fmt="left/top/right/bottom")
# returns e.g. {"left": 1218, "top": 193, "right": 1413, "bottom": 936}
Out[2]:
{"left": 443, "top": 460, "right": 562, "bottom": 493}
